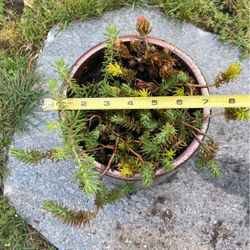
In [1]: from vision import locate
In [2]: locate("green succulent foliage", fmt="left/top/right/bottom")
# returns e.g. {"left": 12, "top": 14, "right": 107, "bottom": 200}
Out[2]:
{"left": 84, "top": 130, "right": 101, "bottom": 149}
{"left": 192, "top": 110, "right": 203, "bottom": 128}
{"left": 103, "top": 24, "right": 119, "bottom": 72}
{"left": 214, "top": 62, "right": 241, "bottom": 88}
{"left": 111, "top": 113, "right": 141, "bottom": 133}
{"left": 43, "top": 200, "right": 94, "bottom": 227}
{"left": 163, "top": 109, "right": 180, "bottom": 121}
{"left": 195, "top": 158, "right": 206, "bottom": 171}
{"left": 140, "top": 111, "right": 158, "bottom": 131}
{"left": 208, "top": 159, "right": 221, "bottom": 178}
{"left": 224, "top": 107, "right": 249, "bottom": 121}
{"left": 120, "top": 83, "right": 136, "bottom": 96}
{"left": 10, "top": 148, "right": 56, "bottom": 165}
{"left": 94, "top": 184, "right": 109, "bottom": 209}
{"left": 196, "top": 158, "right": 221, "bottom": 178}
{"left": 46, "top": 109, "right": 101, "bottom": 196}
{"left": 94, "top": 183, "right": 135, "bottom": 209}
{"left": 74, "top": 154, "right": 100, "bottom": 196}
{"left": 107, "top": 183, "right": 135, "bottom": 203}
{"left": 116, "top": 156, "right": 141, "bottom": 175}
{"left": 162, "top": 158, "right": 174, "bottom": 171}
{"left": 176, "top": 71, "right": 190, "bottom": 83}
{"left": 95, "top": 183, "right": 135, "bottom": 209}
{"left": 221, "top": 62, "right": 241, "bottom": 82}
{"left": 159, "top": 73, "right": 180, "bottom": 94}
{"left": 97, "top": 80, "right": 120, "bottom": 97}
{"left": 153, "top": 123, "right": 176, "bottom": 145}
{"left": 196, "top": 139, "right": 221, "bottom": 178}
{"left": 51, "top": 146, "right": 68, "bottom": 160}
{"left": 141, "top": 140, "right": 160, "bottom": 161}
{"left": 61, "top": 111, "right": 87, "bottom": 142}
{"left": 53, "top": 59, "right": 86, "bottom": 97}
{"left": 141, "top": 162, "right": 155, "bottom": 188}
{"left": 174, "top": 87, "right": 185, "bottom": 96}
{"left": 164, "top": 148, "right": 176, "bottom": 160}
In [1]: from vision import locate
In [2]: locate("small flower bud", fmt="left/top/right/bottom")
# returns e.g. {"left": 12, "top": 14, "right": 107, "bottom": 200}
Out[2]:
{"left": 136, "top": 16, "right": 152, "bottom": 36}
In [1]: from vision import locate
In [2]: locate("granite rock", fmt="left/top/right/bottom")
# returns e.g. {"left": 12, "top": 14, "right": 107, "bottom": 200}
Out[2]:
{"left": 4, "top": 7, "right": 250, "bottom": 250}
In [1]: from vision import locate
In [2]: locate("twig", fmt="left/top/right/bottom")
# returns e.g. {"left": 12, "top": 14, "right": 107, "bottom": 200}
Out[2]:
{"left": 191, "top": 131, "right": 205, "bottom": 145}
{"left": 126, "top": 143, "right": 145, "bottom": 164}
{"left": 187, "top": 83, "right": 216, "bottom": 88}
{"left": 100, "top": 144, "right": 115, "bottom": 150}
{"left": 100, "top": 136, "right": 120, "bottom": 180}
{"left": 180, "top": 120, "right": 213, "bottom": 141}
{"left": 87, "top": 115, "right": 103, "bottom": 129}
{"left": 111, "top": 130, "right": 126, "bottom": 137}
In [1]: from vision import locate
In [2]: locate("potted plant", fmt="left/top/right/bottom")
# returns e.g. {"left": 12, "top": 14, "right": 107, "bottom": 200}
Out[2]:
{"left": 11, "top": 16, "right": 248, "bottom": 226}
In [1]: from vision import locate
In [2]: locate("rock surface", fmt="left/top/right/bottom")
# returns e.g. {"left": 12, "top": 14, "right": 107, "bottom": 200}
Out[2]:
{"left": 4, "top": 7, "right": 250, "bottom": 250}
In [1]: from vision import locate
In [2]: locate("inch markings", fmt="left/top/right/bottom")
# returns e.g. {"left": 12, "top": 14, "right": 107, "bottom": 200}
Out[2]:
{"left": 41, "top": 95, "right": 250, "bottom": 111}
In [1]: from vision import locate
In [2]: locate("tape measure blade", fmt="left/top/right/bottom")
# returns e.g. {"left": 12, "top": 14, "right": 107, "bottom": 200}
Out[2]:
{"left": 41, "top": 95, "right": 250, "bottom": 110}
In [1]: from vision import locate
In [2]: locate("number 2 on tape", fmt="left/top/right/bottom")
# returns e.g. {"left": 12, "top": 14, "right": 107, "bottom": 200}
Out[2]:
{"left": 176, "top": 99, "right": 183, "bottom": 105}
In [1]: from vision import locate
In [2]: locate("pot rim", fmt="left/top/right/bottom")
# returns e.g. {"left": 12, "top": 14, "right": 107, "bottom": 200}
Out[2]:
{"left": 62, "top": 35, "right": 211, "bottom": 181}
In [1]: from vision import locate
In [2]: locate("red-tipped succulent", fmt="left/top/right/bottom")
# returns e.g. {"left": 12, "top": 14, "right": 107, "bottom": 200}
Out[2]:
{"left": 136, "top": 16, "right": 152, "bottom": 36}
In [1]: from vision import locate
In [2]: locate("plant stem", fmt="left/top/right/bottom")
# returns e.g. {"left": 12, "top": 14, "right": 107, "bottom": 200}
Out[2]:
{"left": 180, "top": 120, "right": 213, "bottom": 141}
{"left": 187, "top": 83, "right": 216, "bottom": 88}
{"left": 92, "top": 207, "right": 100, "bottom": 218}
{"left": 144, "top": 35, "right": 149, "bottom": 51}
{"left": 100, "top": 136, "right": 119, "bottom": 180}
{"left": 125, "top": 143, "right": 145, "bottom": 164}
{"left": 100, "top": 144, "right": 115, "bottom": 150}
{"left": 191, "top": 131, "right": 205, "bottom": 145}
{"left": 87, "top": 115, "right": 103, "bottom": 128}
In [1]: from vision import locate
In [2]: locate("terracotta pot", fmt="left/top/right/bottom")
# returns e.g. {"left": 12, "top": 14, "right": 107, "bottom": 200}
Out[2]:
{"left": 61, "top": 36, "right": 210, "bottom": 187}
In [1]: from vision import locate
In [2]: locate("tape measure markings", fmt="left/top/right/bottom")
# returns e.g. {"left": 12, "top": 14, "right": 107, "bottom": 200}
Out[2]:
{"left": 42, "top": 95, "right": 250, "bottom": 110}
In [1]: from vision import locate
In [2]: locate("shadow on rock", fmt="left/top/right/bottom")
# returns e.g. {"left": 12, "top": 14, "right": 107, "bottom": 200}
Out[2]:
{"left": 198, "top": 157, "right": 249, "bottom": 203}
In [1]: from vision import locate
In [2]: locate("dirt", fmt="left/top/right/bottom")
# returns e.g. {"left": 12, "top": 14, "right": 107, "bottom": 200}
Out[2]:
{"left": 113, "top": 222, "right": 209, "bottom": 250}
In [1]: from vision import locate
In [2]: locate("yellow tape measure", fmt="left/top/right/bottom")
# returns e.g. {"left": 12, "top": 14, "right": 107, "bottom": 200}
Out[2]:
{"left": 42, "top": 95, "right": 250, "bottom": 110}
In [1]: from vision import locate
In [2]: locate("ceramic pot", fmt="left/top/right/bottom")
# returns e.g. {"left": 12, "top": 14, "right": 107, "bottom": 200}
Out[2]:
{"left": 61, "top": 36, "right": 210, "bottom": 186}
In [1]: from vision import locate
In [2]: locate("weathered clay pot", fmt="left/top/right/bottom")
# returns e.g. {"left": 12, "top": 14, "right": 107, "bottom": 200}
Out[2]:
{"left": 61, "top": 36, "right": 210, "bottom": 186}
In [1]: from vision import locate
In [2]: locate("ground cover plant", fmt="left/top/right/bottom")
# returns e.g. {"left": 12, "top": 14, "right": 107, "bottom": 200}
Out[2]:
{"left": 0, "top": 0, "right": 249, "bottom": 247}
{"left": 11, "top": 16, "right": 249, "bottom": 226}
{"left": 0, "top": 196, "right": 56, "bottom": 250}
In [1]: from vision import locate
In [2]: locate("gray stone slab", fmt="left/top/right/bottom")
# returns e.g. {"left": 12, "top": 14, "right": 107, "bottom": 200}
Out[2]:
{"left": 4, "top": 6, "right": 250, "bottom": 250}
